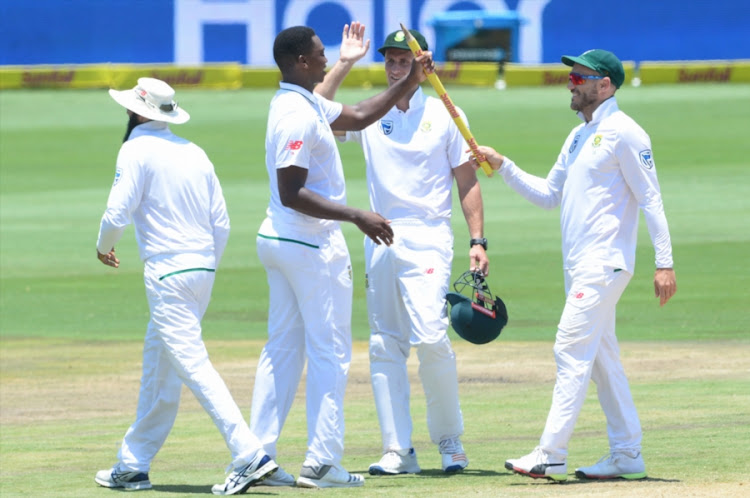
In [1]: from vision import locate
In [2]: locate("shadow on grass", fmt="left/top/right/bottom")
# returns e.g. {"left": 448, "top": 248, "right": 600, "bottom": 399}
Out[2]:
{"left": 507, "top": 476, "right": 682, "bottom": 486}
{"left": 152, "top": 485, "right": 276, "bottom": 494}
{"left": 379, "top": 468, "right": 509, "bottom": 478}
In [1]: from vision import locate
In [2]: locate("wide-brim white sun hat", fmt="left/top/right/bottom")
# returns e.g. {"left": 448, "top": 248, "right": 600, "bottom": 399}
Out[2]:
{"left": 108, "top": 77, "right": 190, "bottom": 124}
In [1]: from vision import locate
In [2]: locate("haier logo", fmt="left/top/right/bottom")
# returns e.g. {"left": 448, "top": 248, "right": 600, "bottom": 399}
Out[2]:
{"left": 173, "top": 0, "right": 550, "bottom": 65}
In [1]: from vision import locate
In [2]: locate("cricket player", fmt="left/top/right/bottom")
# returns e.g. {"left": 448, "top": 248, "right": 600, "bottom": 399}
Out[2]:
{"left": 315, "top": 28, "right": 487, "bottom": 475}
{"left": 250, "top": 24, "right": 434, "bottom": 488}
{"left": 94, "top": 77, "right": 277, "bottom": 495}
{"left": 475, "top": 49, "right": 677, "bottom": 481}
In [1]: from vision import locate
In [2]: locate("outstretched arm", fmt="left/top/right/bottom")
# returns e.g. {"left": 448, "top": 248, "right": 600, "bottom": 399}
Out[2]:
{"left": 330, "top": 52, "right": 432, "bottom": 131}
{"left": 315, "top": 22, "right": 370, "bottom": 100}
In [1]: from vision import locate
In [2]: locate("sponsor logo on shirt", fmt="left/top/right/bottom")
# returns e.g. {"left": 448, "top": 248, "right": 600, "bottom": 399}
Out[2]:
{"left": 113, "top": 167, "right": 122, "bottom": 186}
{"left": 569, "top": 134, "right": 580, "bottom": 153}
{"left": 639, "top": 149, "right": 654, "bottom": 169}
{"left": 379, "top": 120, "right": 393, "bottom": 135}
{"left": 285, "top": 140, "right": 303, "bottom": 151}
{"left": 592, "top": 134, "right": 603, "bottom": 147}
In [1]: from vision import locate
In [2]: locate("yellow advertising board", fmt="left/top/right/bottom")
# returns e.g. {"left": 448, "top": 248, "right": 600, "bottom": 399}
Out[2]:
{"left": 0, "top": 62, "right": 500, "bottom": 90}
{"left": 0, "top": 64, "right": 244, "bottom": 90}
{"left": 638, "top": 60, "right": 750, "bottom": 84}
{"left": 503, "top": 62, "right": 636, "bottom": 88}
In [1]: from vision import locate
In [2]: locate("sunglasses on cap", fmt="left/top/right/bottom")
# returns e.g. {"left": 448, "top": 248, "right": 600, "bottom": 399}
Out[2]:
{"left": 568, "top": 72, "right": 605, "bottom": 85}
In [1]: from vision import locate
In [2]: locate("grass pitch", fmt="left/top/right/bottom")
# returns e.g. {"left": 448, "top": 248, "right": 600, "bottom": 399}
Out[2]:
{"left": 1, "top": 83, "right": 749, "bottom": 496}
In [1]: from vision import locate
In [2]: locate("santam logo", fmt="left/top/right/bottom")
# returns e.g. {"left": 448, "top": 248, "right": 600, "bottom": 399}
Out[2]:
{"left": 543, "top": 72, "right": 569, "bottom": 86}
{"left": 678, "top": 68, "right": 731, "bottom": 82}
{"left": 148, "top": 71, "right": 204, "bottom": 85}
{"left": 22, "top": 71, "right": 74, "bottom": 86}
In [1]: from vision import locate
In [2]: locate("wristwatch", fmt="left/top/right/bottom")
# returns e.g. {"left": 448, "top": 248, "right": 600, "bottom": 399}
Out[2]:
{"left": 470, "top": 238, "right": 488, "bottom": 250}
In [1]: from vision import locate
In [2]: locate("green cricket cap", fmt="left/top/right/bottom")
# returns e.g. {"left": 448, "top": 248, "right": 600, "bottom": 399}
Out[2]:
{"left": 561, "top": 49, "right": 625, "bottom": 88}
{"left": 378, "top": 29, "right": 428, "bottom": 55}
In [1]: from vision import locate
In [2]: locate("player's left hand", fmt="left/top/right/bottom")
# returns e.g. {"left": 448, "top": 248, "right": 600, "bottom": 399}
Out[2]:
{"left": 470, "top": 245, "right": 489, "bottom": 276}
{"left": 654, "top": 268, "right": 676, "bottom": 306}
{"left": 339, "top": 22, "right": 370, "bottom": 64}
{"left": 98, "top": 248, "right": 120, "bottom": 268}
{"left": 471, "top": 145, "right": 504, "bottom": 172}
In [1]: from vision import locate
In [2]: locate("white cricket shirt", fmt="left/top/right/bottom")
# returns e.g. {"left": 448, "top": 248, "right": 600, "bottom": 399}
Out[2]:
{"left": 343, "top": 88, "right": 470, "bottom": 222}
{"left": 264, "top": 82, "right": 345, "bottom": 232}
{"left": 97, "top": 121, "right": 230, "bottom": 271}
{"left": 500, "top": 97, "right": 673, "bottom": 272}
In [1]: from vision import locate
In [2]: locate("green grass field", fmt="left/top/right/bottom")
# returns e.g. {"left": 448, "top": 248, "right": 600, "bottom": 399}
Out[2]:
{"left": 1, "top": 83, "right": 749, "bottom": 496}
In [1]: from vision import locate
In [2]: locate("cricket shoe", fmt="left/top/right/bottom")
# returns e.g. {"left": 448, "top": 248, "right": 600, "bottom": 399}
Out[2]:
{"left": 575, "top": 452, "right": 647, "bottom": 480}
{"left": 296, "top": 464, "right": 365, "bottom": 488}
{"left": 211, "top": 454, "right": 278, "bottom": 495}
{"left": 94, "top": 464, "right": 152, "bottom": 490}
{"left": 439, "top": 437, "right": 469, "bottom": 473}
{"left": 505, "top": 447, "right": 568, "bottom": 482}
{"left": 369, "top": 448, "right": 421, "bottom": 475}
{"left": 256, "top": 466, "right": 296, "bottom": 486}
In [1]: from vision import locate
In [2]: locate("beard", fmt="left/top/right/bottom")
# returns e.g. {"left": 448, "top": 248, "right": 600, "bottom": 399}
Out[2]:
{"left": 570, "top": 87, "right": 598, "bottom": 113}
{"left": 122, "top": 113, "right": 141, "bottom": 143}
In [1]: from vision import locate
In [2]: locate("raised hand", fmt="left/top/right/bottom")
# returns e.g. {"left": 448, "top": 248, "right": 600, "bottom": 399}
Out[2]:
{"left": 339, "top": 21, "right": 370, "bottom": 64}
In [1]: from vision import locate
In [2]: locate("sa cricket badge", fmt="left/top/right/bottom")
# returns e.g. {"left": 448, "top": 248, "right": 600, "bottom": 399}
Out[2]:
{"left": 569, "top": 134, "right": 580, "bottom": 153}
{"left": 639, "top": 149, "right": 654, "bottom": 169}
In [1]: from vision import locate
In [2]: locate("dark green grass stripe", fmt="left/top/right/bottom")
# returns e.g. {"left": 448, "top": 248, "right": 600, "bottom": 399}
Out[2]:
{"left": 257, "top": 233, "right": 319, "bottom": 248}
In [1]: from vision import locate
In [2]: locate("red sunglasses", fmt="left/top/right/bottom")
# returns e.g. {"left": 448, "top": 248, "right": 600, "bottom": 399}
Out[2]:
{"left": 569, "top": 72, "right": 605, "bottom": 85}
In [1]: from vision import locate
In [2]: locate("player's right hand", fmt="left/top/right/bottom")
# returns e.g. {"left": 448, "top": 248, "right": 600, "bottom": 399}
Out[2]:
{"left": 339, "top": 21, "right": 370, "bottom": 64}
{"left": 355, "top": 211, "right": 394, "bottom": 246}
{"left": 411, "top": 51, "right": 435, "bottom": 83}
{"left": 97, "top": 248, "right": 120, "bottom": 268}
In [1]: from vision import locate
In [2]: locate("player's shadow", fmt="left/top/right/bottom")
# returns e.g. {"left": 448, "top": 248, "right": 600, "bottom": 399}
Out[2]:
{"left": 152, "top": 485, "right": 276, "bottom": 494}
{"left": 399, "top": 468, "right": 509, "bottom": 478}
{"left": 507, "top": 475, "right": 682, "bottom": 486}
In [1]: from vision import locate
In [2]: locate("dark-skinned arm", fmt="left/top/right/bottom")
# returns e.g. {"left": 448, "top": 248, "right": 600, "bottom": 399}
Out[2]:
{"left": 330, "top": 52, "right": 433, "bottom": 131}
{"left": 278, "top": 166, "right": 393, "bottom": 245}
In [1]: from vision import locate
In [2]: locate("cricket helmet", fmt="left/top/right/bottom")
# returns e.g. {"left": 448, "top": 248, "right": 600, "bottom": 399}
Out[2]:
{"left": 446, "top": 271, "right": 508, "bottom": 345}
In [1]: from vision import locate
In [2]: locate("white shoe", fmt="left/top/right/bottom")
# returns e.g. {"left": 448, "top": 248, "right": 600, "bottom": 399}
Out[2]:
{"left": 575, "top": 452, "right": 647, "bottom": 480}
{"left": 256, "top": 466, "right": 296, "bottom": 486}
{"left": 296, "top": 464, "right": 365, "bottom": 488}
{"left": 439, "top": 437, "right": 469, "bottom": 473}
{"left": 369, "top": 448, "right": 421, "bottom": 475}
{"left": 211, "top": 454, "right": 278, "bottom": 495}
{"left": 94, "top": 464, "right": 152, "bottom": 490}
{"left": 505, "top": 447, "right": 567, "bottom": 482}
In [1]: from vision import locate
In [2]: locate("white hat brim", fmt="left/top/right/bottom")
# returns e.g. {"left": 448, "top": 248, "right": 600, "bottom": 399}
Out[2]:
{"left": 108, "top": 88, "right": 190, "bottom": 125}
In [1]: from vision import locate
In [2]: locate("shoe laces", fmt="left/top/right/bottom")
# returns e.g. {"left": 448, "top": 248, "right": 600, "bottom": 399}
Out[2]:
{"left": 439, "top": 437, "right": 463, "bottom": 455}
{"left": 529, "top": 446, "right": 550, "bottom": 464}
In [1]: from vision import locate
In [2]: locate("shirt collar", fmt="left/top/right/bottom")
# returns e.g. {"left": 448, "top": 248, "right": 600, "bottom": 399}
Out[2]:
{"left": 408, "top": 87, "right": 426, "bottom": 110}
{"left": 392, "top": 87, "right": 426, "bottom": 115}
{"left": 577, "top": 96, "right": 619, "bottom": 124}
{"left": 279, "top": 81, "right": 317, "bottom": 104}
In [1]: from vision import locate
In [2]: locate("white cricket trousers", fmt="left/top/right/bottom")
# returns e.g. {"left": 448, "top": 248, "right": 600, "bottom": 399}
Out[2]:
{"left": 539, "top": 266, "right": 642, "bottom": 460}
{"left": 366, "top": 220, "right": 463, "bottom": 450}
{"left": 117, "top": 264, "right": 263, "bottom": 472}
{"left": 253, "top": 221, "right": 353, "bottom": 467}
